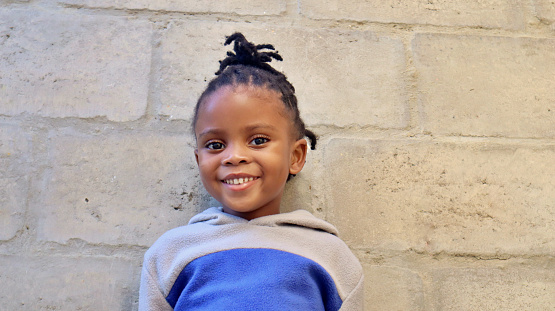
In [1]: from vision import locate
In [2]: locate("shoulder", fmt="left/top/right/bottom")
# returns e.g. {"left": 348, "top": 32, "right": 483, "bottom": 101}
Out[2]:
{"left": 144, "top": 219, "right": 221, "bottom": 261}
{"left": 141, "top": 218, "right": 232, "bottom": 296}
{"left": 144, "top": 207, "right": 241, "bottom": 262}
{"left": 143, "top": 224, "right": 195, "bottom": 266}
{"left": 254, "top": 210, "right": 362, "bottom": 269}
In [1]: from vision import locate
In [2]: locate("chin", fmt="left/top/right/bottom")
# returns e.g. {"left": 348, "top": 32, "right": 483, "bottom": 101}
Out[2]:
{"left": 224, "top": 205, "right": 257, "bottom": 214}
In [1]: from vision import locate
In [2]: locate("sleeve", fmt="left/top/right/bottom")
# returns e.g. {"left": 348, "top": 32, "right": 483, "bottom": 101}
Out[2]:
{"left": 138, "top": 260, "right": 173, "bottom": 311}
{"left": 339, "top": 272, "right": 364, "bottom": 311}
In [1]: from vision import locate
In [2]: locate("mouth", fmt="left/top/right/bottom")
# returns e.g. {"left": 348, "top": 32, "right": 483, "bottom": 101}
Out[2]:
{"left": 222, "top": 176, "right": 259, "bottom": 185}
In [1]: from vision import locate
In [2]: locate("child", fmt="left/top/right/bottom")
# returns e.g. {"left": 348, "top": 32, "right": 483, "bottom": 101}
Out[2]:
{"left": 139, "top": 33, "right": 364, "bottom": 311}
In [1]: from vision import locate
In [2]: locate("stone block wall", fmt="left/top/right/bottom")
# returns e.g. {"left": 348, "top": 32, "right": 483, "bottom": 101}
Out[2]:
{"left": 1, "top": 0, "right": 553, "bottom": 310}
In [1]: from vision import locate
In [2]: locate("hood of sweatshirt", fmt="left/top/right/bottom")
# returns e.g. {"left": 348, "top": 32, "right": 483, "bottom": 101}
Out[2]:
{"left": 188, "top": 207, "right": 339, "bottom": 236}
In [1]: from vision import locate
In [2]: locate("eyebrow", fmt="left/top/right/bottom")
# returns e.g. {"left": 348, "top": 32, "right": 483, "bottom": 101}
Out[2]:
{"left": 197, "top": 128, "right": 223, "bottom": 139}
{"left": 245, "top": 123, "right": 278, "bottom": 132}
{"left": 197, "top": 123, "right": 278, "bottom": 139}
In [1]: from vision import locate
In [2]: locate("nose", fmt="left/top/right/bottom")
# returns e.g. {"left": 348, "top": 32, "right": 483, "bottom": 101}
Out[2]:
{"left": 221, "top": 143, "right": 250, "bottom": 165}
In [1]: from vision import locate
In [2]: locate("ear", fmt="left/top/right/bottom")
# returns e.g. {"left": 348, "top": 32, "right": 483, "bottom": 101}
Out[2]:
{"left": 194, "top": 149, "right": 199, "bottom": 166}
{"left": 289, "top": 139, "right": 308, "bottom": 175}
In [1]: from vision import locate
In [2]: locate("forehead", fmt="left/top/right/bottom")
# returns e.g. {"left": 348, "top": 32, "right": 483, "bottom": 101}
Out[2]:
{"left": 195, "top": 85, "right": 293, "bottom": 135}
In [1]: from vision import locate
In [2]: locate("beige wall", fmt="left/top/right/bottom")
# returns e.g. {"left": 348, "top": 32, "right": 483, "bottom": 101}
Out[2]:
{"left": 1, "top": 0, "right": 554, "bottom": 309}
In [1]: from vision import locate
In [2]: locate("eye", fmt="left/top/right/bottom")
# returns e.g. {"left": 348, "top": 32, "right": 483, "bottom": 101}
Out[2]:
{"left": 205, "top": 141, "right": 225, "bottom": 150}
{"left": 250, "top": 136, "right": 269, "bottom": 146}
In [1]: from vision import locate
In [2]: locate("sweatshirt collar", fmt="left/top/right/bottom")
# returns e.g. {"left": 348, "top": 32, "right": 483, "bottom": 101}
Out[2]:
{"left": 188, "top": 207, "right": 338, "bottom": 236}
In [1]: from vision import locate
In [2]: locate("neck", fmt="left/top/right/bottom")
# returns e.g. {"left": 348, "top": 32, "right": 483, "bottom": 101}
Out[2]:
{"left": 222, "top": 206, "right": 281, "bottom": 221}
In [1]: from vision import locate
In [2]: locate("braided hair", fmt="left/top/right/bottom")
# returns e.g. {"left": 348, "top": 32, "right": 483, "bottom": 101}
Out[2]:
{"left": 193, "top": 32, "right": 317, "bottom": 153}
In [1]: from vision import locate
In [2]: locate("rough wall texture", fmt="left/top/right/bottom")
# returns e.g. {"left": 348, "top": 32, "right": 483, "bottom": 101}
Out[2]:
{"left": 0, "top": 0, "right": 553, "bottom": 310}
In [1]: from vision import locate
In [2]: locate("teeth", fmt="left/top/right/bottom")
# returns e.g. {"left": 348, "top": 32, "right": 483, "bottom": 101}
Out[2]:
{"left": 224, "top": 177, "right": 255, "bottom": 185}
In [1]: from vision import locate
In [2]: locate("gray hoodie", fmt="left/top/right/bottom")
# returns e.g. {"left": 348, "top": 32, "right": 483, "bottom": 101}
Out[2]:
{"left": 139, "top": 207, "right": 364, "bottom": 310}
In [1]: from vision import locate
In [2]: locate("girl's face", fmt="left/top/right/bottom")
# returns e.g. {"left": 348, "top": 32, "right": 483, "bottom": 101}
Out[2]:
{"left": 194, "top": 85, "right": 307, "bottom": 220}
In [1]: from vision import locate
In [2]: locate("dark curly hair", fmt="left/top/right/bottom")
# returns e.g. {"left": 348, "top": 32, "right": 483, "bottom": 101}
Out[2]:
{"left": 192, "top": 32, "right": 317, "bottom": 152}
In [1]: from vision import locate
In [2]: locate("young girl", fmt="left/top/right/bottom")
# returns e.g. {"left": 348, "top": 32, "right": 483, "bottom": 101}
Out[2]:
{"left": 139, "top": 33, "right": 363, "bottom": 311}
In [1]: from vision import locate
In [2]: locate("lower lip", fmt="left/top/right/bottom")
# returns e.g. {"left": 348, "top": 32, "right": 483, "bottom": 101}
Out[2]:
{"left": 222, "top": 178, "right": 258, "bottom": 191}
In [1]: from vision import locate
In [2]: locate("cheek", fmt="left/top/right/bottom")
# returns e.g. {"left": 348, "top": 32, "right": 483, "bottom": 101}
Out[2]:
{"left": 197, "top": 156, "right": 218, "bottom": 175}
{"left": 265, "top": 149, "right": 293, "bottom": 174}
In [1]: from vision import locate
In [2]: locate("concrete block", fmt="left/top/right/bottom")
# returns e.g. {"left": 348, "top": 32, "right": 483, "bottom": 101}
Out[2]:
{"left": 299, "top": 0, "right": 525, "bottom": 30}
{"left": 281, "top": 30, "right": 408, "bottom": 129}
{"left": 0, "top": 9, "right": 151, "bottom": 121}
{"left": 363, "top": 264, "right": 424, "bottom": 311}
{"left": 533, "top": 0, "right": 555, "bottom": 22}
{"left": 324, "top": 138, "right": 555, "bottom": 255}
{"left": 0, "top": 255, "right": 139, "bottom": 310}
{"left": 0, "top": 124, "right": 30, "bottom": 240}
{"left": 413, "top": 34, "right": 555, "bottom": 138}
{"left": 433, "top": 266, "right": 555, "bottom": 310}
{"left": 156, "top": 21, "right": 408, "bottom": 129}
{"left": 59, "top": 0, "right": 286, "bottom": 15}
{"left": 37, "top": 131, "right": 206, "bottom": 246}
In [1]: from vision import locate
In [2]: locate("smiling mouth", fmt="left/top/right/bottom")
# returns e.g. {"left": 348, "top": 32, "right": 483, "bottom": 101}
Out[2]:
{"left": 223, "top": 177, "right": 258, "bottom": 185}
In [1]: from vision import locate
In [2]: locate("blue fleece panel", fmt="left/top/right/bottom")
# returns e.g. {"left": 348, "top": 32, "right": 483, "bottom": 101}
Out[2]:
{"left": 166, "top": 248, "right": 343, "bottom": 311}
